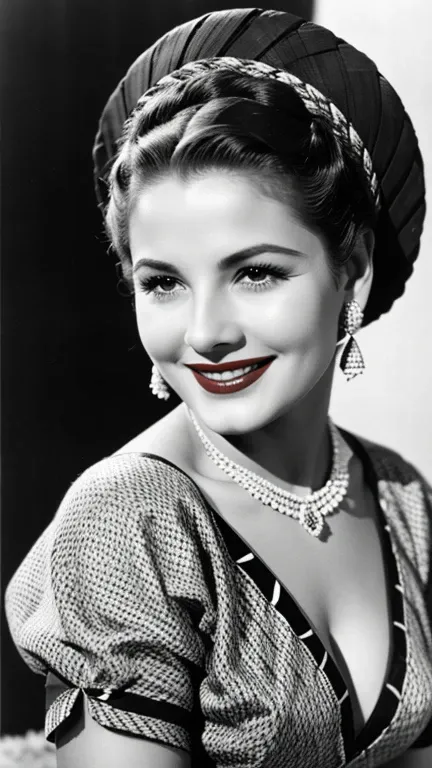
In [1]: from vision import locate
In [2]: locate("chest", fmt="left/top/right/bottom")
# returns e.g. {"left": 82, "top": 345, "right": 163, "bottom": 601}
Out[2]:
{"left": 194, "top": 474, "right": 392, "bottom": 735}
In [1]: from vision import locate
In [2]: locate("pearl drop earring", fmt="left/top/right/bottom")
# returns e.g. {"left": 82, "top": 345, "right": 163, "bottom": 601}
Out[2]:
{"left": 150, "top": 365, "right": 170, "bottom": 400}
{"left": 339, "top": 300, "right": 365, "bottom": 380}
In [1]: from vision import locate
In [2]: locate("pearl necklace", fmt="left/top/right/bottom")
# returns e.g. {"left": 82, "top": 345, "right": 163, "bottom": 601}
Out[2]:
{"left": 188, "top": 410, "right": 350, "bottom": 537}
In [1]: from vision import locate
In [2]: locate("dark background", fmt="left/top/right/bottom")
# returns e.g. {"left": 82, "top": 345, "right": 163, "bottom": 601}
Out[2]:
{"left": 1, "top": 0, "right": 314, "bottom": 735}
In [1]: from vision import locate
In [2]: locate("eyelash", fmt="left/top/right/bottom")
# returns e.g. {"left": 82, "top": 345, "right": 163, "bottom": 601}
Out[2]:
{"left": 136, "top": 262, "right": 291, "bottom": 302}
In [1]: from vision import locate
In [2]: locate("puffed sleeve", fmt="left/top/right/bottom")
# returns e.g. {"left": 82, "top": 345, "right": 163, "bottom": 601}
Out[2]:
{"left": 409, "top": 473, "right": 432, "bottom": 749}
{"left": 364, "top": 442, "right": 432, "bottom": 751}
{"left": 4, "top": 454, "right": 213, "bottom": 752}
{"left": 410, "top": 571, "right": 432, "bottom": 748}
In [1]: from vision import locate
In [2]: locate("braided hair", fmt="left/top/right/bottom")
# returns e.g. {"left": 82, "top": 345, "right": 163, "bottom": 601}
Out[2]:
{"left": 105, "top": 70, "right": 377, "bottom": 290}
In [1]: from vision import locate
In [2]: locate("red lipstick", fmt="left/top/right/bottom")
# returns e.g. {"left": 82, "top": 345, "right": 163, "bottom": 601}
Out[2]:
{"left": 184, "top": 356, "right": 275, "bottom": 395}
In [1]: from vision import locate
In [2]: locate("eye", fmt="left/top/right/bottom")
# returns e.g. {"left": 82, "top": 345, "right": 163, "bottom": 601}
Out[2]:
{"left": 136, "top": 274, "right": 185, "bottom": 301}
{"left": 236, "top": 263, "right": 290, "bottom": 291}
{"left": 241, "top": 266, "right": 274, "bottom": 282}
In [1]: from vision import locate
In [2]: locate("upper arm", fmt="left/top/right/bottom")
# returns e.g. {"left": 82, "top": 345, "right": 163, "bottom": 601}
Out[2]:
{"left": 5, "top": 454, "right": 209, "bottom": 759}
{"left": 56, "top": 697, "right": 191, "bottom": 768}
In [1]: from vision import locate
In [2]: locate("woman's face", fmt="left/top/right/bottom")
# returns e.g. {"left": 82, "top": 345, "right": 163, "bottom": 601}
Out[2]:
{"left": 129, "top": 171, "right": 347, "bottom": 434}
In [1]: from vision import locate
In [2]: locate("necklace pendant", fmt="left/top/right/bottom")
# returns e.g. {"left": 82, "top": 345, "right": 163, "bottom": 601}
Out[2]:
{"left": 189, "top": 409, "right": 349, "bottom": 537}
{"left": 299, "top": 503, "right": 324, "bottom": 537}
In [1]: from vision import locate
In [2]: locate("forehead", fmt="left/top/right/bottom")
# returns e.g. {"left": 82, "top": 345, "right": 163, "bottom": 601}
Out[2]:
{"left": 128, "top": 171, "right": 321, "bottom": 264}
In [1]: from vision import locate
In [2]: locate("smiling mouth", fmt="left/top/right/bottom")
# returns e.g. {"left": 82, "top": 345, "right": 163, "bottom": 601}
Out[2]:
{"left": 185, "top": 356, "right": 275, "bottom": 395}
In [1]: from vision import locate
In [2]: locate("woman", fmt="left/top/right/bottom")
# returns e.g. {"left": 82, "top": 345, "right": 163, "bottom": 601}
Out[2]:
{"left": 5, "top": 8, "right": 432, "bottom": 768}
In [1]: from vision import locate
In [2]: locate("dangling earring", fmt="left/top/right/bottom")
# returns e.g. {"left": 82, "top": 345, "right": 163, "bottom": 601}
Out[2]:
{"left": 339, "top": 300, "right": 365, "bottom": 380}
{"left": 150, "top": 365, "right": 170, "bottom": 400}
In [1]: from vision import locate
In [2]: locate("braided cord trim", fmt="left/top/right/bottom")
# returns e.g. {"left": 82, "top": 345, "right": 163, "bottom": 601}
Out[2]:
{"left": 132, "top": 56, "right": 380, "bottom": 210}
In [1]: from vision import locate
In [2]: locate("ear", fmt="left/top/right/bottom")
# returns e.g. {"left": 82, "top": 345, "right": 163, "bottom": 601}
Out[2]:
{"left": 341, "top": 229, "right": 375, "bottom": 313}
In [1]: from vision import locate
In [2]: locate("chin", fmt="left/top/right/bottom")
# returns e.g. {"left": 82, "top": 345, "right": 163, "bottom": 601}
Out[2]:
{"left": 177, "top": 355, "right": 330, "bottom": 435}
{"left": 184, "top": 365, "right": 331, "bottom": 436}
{"left": 185, "top": 387, "right": 299, "bottom": 436}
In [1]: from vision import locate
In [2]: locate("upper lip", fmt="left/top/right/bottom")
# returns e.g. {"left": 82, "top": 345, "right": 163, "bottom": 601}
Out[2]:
{"left": 184, "top": 355, "right": 275, "bottom": 373}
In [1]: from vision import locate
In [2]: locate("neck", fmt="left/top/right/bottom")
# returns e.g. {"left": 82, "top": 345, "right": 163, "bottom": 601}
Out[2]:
{"left": 186, "top": 363, "right": 336, "bottom": 495}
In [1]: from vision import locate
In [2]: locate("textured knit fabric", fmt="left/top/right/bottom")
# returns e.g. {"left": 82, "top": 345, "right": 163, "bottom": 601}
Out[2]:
{"left": 92, "top": 8, "right": 426, "bottom": 327}
{"left": 4, "top": 433, "right": 432, "bottom": 767}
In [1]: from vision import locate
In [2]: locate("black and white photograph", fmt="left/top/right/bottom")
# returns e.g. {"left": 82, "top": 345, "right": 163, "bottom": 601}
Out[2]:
{"left": 1, "top": 1, "right": 431, "bottom": 766}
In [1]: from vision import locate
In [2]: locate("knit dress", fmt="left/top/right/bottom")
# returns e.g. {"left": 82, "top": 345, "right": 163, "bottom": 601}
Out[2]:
{"left": 5, "top": 432, "right": 432, "bottom": 767}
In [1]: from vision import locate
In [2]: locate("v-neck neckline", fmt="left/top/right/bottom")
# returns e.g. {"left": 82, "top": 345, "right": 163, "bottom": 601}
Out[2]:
{"left": 195, "top": 432, "right": 407, "bottom": 760}
{"left": 130, "top": 432, "right": 407, "bottom": 762}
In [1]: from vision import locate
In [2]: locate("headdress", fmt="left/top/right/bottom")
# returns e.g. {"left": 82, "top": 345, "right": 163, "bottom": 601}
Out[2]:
{"left": 93, "top": 9, "right": 425, "bottom": 325}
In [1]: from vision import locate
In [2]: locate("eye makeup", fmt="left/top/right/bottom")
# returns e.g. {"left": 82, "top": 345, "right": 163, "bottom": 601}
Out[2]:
{"left": 135, "top": 261, "right": 293, "bottom": 301}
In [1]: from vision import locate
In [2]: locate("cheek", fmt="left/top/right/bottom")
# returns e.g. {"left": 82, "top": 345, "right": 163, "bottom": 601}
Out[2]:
{"left": 134, "top": 298, "right": 186, "bottom": 359}
{"left": 255, "top": 277, "right": 340, "bottom": 354}
{"left": 134, "top": 273, "right": 341, "bottom": 363}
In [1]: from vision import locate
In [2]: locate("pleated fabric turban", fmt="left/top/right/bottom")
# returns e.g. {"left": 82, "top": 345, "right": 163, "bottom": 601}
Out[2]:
{"left": 93, "top": 8, "right": 425, "bottom": 326}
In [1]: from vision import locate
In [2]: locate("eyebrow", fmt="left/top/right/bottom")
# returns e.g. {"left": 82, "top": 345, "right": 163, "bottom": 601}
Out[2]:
{"left": 132, "top": 244, "right": 306, "bottom": 275}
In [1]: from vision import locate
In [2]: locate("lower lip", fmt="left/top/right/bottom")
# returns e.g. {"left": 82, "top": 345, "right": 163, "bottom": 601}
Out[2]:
{"left": 189, "top": 360, "right": 274, "bottom": 395}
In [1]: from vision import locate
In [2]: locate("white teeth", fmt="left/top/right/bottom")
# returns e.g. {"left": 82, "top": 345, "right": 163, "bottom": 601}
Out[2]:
{"left": 199, "top": 363, "right": 259, "bottom": 381}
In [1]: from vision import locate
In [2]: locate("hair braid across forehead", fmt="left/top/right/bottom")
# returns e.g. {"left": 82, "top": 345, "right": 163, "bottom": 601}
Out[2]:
{"left": 106, "top": 63, "right": 378, "bottom": 305}
{"left": 120, "top": 57, "right": 380, "bottom": 209}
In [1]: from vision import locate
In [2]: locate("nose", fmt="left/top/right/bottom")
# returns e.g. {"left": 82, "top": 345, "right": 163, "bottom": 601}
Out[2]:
{"left": 183, "top": 289, "right": 244, "bottom": 356}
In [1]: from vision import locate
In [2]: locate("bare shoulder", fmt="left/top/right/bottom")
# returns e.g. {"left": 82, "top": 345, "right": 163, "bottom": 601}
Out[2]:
{"left": 113, "top": 403, "right": 196, "bottom": 475}
{"left": 52, "top": 412, "right": 201, "bottom": 539}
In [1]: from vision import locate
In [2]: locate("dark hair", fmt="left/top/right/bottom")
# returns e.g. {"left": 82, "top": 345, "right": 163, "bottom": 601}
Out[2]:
{"left": 105, "top": 70, "right": 377, "bottom": 289}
